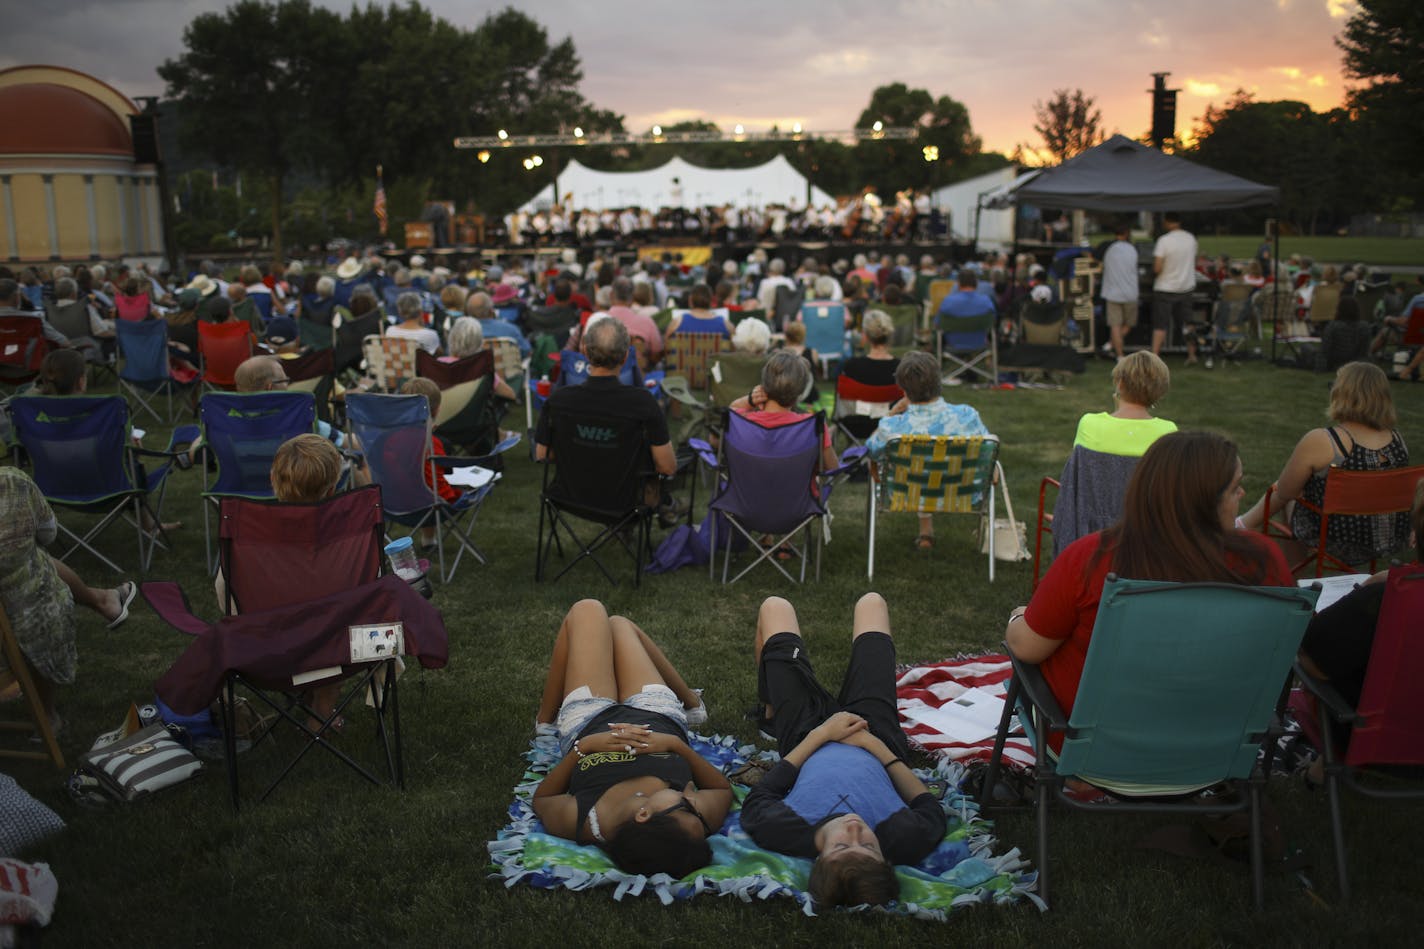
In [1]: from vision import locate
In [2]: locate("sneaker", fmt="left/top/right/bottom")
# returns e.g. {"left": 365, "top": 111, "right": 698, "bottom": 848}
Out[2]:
{"left": 684, "top": 689, "right": 708, "bottom": 727}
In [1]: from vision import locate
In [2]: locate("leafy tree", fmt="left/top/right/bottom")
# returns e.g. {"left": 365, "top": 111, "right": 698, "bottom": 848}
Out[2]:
{"left": 1336, "top": 0, "right": 1424, "bottom": 205}
{"left": 1031, "top": 88, "right": 1104, "bottom": 163}
{"left": 854, "top": 83, "right": 982, "bottom": 192}
{"left": 159, "top": 0, "right": 347, "bottom": 259}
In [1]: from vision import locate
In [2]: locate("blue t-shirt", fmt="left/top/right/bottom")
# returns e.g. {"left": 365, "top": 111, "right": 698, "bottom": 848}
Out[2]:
{"left": 783, "top": 743, "right": 905, "bottom": 828}
{"left": 936, "top": 290, "right": 996, "bottom": 350}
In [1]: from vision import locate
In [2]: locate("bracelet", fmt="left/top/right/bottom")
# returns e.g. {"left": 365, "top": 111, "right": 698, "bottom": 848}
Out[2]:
{"left": 883, "top": 758, "right": 903, "bottom": 770}
{"left": 573, "top": 739, "right": 586, "bottom": 759}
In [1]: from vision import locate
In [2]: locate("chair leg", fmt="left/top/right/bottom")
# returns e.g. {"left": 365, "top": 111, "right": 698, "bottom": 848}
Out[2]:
{"left": 1249, "top": 780, "right": 1265, "bottom": 910}
{"left": 224, "top": 678, "right": 240, "bottom": 812}
{"left": 1319, "top": 704, "right": 1351, "bottom": 903}
{"left": 987, "top": 482, "right": 997, "bottom": 583}
{"left": 866, "top": 487, "right": 877, "bottom": 580}
{"left": 1035, "top": 733, "right": 1052, "bottom": 910}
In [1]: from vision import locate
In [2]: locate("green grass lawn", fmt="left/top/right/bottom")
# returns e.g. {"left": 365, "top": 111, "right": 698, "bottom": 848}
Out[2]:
{"left": 7, "top": 355, "right": 1424, "bottom": 947}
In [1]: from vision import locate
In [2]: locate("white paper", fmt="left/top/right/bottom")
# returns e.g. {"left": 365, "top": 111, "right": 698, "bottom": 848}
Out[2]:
{"left": 131, "top": 427, "right": 146, "bottom": 441}
{"left": 1300, "top": 574, "right": 1372, "bottom": 612}
{"left": 291, "top": 666, "right": 342, "bottom": 686}
{"left": 444, "top": 465, "right": 499, "bottom": 489}
{"left": 900, "top": 687, "right": 1006, "bottom": 744}
{"left": 349, "top": 622, "right": 405, "bottom": 662}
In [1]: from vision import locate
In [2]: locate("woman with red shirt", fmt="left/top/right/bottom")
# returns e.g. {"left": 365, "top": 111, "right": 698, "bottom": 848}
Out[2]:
{"left": 1005, "top": 431, "right": 1295, "bottom": 748}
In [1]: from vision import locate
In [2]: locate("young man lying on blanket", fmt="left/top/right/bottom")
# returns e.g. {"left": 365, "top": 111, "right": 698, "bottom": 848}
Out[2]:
{"left": 741, "top": 593, "right": 947, "bottom": 910}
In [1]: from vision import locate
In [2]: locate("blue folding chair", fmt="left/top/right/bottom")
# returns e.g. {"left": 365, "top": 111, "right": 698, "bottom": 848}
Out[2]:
{"left": 553, "top": 347, "right": 643, "bottom": 390}
{"left": 198, "top": 390, "right": 317, "bottom": 574}
{"left": 799, "top": 303, "right": 847, "bottom": 378}
{"left": 9, "top": 395, "right": 195, "bottom": 573}
{"left": 981, "top": 577, "right": 1319, "bottom": 909}
{"left": 706, "top": 411, "right": 833, "bottom": 584}
{"left": 346, "top": 393, "right": 502, "bottom": 583}
{"left": 116, "top": 318, "right": 192, "bottom": 425}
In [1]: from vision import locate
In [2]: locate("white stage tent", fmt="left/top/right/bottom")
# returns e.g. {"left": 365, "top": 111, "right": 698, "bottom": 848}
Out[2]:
{"left": 518, "top": 154, "right": 835, "bottom": 212}
{"left": 930, "top": 166, "right": 1018, "bottom": 248}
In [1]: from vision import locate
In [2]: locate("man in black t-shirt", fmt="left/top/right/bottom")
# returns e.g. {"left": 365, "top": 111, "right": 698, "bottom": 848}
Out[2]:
{"left": 535, "top": 317, "right": 677, "bottom": 507}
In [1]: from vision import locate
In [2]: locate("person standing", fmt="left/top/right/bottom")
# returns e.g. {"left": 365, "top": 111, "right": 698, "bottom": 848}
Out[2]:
{"left": 1150, "top": 212, "right": 1197, "bottom": 358}
{"left": 1101, "top": 224, "right": 1140, "bottom": 361}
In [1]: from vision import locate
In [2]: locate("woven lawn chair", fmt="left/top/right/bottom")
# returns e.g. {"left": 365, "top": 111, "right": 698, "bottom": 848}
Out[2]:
{"left": 145, "top": 485, "right": 448, "bottom": 808}
{"left": 9, "top": 395, "right": 193, "bottom": 573}
{"left": 867, "top": 434, "right": 1000, "bottom": 581}
{"left": 197, "top": 390, "right": 317, "bottom": 574}
{"left": 664, "top": 317, "right": 732, "bottom": 391}
{"left": 1296, "top": 564, "right": 1424, "bottom": 902}
{"left": 363, "top": 335, "right": 420, "bottom": 392}
{"left": 981, "top": 577, "right": 1319, "bottom": 909}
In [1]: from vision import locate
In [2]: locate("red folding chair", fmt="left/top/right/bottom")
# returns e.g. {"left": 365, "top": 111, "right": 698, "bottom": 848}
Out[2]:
{"left": 197, "top": 320, "right": 254, "bottom": 391}
{"left": 831, "top": 374, "right": 903, "bottom": 447}
{"left": 415, "top": 348, "right": 492, "bottom": 390}
{"left": 0, "top": 315, "right": 49, "bottom": 391}
{"left": 1296, "top": 565, "right": 1424, "bottom": 902}
{"left": 1263, "top": 464, "right": 1424, "bottom": 576}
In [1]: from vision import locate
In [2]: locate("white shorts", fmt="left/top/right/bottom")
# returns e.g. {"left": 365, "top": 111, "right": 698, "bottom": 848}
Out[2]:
{"left": 555, "top": 684, "right": 686, "bottom": 757}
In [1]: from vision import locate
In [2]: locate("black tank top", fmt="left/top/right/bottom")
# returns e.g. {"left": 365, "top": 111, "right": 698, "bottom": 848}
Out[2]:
{"left": 569, "top": 704, "right": 691, "bottom": 839}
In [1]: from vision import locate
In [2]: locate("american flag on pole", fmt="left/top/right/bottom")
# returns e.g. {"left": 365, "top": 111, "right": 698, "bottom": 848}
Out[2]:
{"left": 373, "top": 165, "right": 387, "bottom": 235}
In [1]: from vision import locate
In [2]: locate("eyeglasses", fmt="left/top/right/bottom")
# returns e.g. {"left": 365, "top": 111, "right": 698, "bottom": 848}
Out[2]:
{"left": 655, "top": 797, "right": 713, "bottom": 836}
{"left": 269, "top": 377, "right": 290, "bottom": 388}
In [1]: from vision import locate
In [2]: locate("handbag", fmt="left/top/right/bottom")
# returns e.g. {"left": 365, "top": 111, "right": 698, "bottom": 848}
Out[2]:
{"left": 980, "top": 461, "right": 1031, "bottom": 563}
{"left": 78, "top": 723, "right": 203, "bottom": 802}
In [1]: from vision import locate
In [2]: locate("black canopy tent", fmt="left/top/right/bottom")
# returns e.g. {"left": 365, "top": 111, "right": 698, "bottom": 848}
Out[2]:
{"left": 990, "top": 134, "right": 1286, "bottom": 356}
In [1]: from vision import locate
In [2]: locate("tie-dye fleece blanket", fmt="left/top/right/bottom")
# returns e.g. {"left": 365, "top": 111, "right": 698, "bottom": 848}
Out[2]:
{"left": 488, "top": 729, "right": 1038, "bottom": 919}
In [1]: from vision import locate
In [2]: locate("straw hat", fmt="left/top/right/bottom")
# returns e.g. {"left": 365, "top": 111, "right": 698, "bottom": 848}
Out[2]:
{"left": 186, "top": 274, "right": 217, "bottom": 297}
{"left": 336, "top": 257, "right": 364, "bottom": 280}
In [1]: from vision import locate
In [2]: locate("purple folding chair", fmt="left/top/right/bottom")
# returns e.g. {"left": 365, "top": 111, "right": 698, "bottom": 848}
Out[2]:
{"left": 707, "top": 411, "right": 829, "bottom": 584}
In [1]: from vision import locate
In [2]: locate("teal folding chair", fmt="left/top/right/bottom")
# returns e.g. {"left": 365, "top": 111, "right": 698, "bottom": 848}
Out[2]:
{"left": 982, "top": 576, "right": 1319, "bottom": 909}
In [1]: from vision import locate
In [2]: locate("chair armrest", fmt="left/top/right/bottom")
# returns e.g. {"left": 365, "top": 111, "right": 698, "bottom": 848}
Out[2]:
{"left": 823, "top": 446, "right": 868, "bottom": 480}
{"left": 1293, "top": 661, "right": 1362, "bottom": 727}
{"left": 1005, "top": 646, "right": 1070, "bottom": 733}
{"left": 659, "top": 374, "right": 706, "bottom": 410}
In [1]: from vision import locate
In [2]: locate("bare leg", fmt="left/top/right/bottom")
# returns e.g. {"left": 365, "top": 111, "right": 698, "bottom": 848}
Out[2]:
{"left": 51, "top": 556, "right": 123, "bottom": 622}
{"left": 611, "top": 616, "right": 698, "bottom": 708}
{"left": 852, "top": 591, "right": 891, "bottom": 641}
{"left": 1110, "top": 324, "right": 1126, "bottom": 360}
{"left": 916, "top": 513, "right": 933, "bottom": 544}
{"left": 535, "top": 599, "right": 618, "bottom": 725}
{"left": 1151, "top": 327, "right": 1166, "bottom": 356}
{"left": 755, "top": 596, "right": 801, "bottom": 718}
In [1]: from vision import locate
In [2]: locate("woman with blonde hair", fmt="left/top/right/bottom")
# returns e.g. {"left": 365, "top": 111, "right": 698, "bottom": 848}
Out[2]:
{"left": 1238, "top": 361, "right": 1410, "bottom": 565}
{"left": 1072, "top": 351, "right": 1176, "bottom": 457}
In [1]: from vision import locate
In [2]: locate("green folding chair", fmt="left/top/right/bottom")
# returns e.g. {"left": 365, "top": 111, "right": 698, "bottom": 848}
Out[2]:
{"left": 982, "top": 577, "right": 1319, "bottom": 909}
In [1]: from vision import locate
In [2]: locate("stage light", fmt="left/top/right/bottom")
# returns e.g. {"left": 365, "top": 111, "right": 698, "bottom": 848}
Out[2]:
{"left": 532, "top": 154, "right": 543, "bottom": 167}
{"left": 652, "top": 124, "right": 662, "bottom": 136}
{"left": 792, "top": 122, "right": 802, "bottom": 134}
{"left": 922, "top": 145, "right": 939, "bottom": 162}
{"left": 574, "top": 127, "right": 584, "bottom": 138}
{"left": 872, "top": 120, "right": 883, "bottom": 132}
{"left": 497, "top": 129, "right": 508, "bottom": 140}
{"left": 734, "top": 124, "right": 744, "bottom": 135}
{"left": 522, "top": 158, "right": 533, "bottom": 170}
{"left": 477, "top": 150, "right": 490, "bottom": 163}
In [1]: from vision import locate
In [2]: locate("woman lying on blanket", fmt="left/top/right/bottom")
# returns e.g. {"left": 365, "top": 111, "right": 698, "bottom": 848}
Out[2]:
{"left": 741, "top": 592, "right": 947, "bottom": 910}
{"left": 533, "top": 599, "right": 730, "bottom": 877}
{"left": 1005, "top": 430, "right": 1294, "bottom": 754}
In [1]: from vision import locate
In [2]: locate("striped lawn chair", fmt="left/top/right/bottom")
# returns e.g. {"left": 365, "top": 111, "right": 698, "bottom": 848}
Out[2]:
{"left": 867, "top": 434, "right": 1000, "bottom": 580}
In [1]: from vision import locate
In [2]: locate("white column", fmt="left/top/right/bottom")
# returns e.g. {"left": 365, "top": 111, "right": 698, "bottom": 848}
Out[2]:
{"left": 42, "top": 174, "right": 59, "bottom": 259}
{"left": 1, "top": 176, "right": 16, "bottom": 261}
{"left": 85, "top": 174, "right": 100, "bottom": 259}
{"left": 116, "top": 175, "right": 130, "bottom": 254}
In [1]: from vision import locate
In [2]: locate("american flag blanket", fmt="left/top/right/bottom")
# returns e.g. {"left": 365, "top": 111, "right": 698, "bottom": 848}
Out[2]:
{"left": 896, "top": 654, "right": 1034, "bottom": 770}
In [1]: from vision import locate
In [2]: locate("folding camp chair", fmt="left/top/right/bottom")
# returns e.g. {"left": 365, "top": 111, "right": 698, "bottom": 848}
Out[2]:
{"left": 0, "top": 600, "right": 64, "bottom": 769}
{"left": 9, "top": 395, "right": 192, "bottom": 573}
{"left": 525, "top": 304, "right": 580, "bottom": 348}
{"left": 536, "top": 408, "right": 657, "bottom": 587}
{"left": 937, "top": 313, "right": 998, "bottom": 385}
{"left": 706, "top": 411, "right": 832, "bottom": 584}
{"left": 1259, "top": 286, "right": 1303, "bottom": 360}
{"left": 876, "top": 302, "right": 921, "bottom": 353}
{"left": 346, "top": 392, "right": 497, "bottom": 583}
{"left": 770, "top": 284, "right": 805, "bottom": 332}
{"left": 867, "top": 434, "right": 1000, "bottom": 580}
{"left": 707, "top": 351, "right": 766, "bottom": 411}
{"left": 800, "top": 303, "right": 847, "bottom": 378}
{"left": 197, "top": 320, "right": 254, "bottom": 392}
{"left": 1033, "top": 446, "right": 1140, "bottom": 589}
{"left": 1203, "top": 288, "right": 1252, "bottom": 367}
{"left": 1308, "top": 283, "right": 1341, "bottom": 331}
{"left": 332, "top": 310, "right": 381, "bottom": 376}
{"left": 416, "top": 348, "right": 493, "bottom": 390}
{"left": 116, "top": 318, "right": 192, "bottom": 424}
{"left": 1295, "top": 564, "right": 1424, "bottom": 902}
{"left": 1262, "top": 463, "right": 1424, "bottom": 576}
{"left": 144, "top": 486, "right": 448, "bottom": 808}
{"left": 980, "top": 577, "right": 1319, "bottom": 909}
{"left": 0, "top": 315, "right": 49, "bottom": 392}
{"left": 664, "top": 318, "right": 732, "bottom": 390}
{"left": 281, "top": 348, "right": 336, "bottom": 425}
{"left": 197, "top": 390, "right": 317, "bottom": 574}
{"left": 363, "top": 335, "right": 420, "bottom": 392}
{"left": 832, "top": 373, "right": 903, "bottom": 447}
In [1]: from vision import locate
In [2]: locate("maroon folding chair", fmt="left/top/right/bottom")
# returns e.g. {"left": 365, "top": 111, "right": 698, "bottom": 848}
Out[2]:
{"left": 144, "top": 485, "right": 449, "bottom": 807}
{"left": 415, "top": 347, "right": 492, "bottom": 390}
{"left": 0, "top": 315, "right": 49, "bottom": 391}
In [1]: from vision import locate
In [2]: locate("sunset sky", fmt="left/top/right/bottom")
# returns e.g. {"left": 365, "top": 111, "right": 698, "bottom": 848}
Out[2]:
{"left": 4, "top": 0, "right": 1360, "bottom": 156}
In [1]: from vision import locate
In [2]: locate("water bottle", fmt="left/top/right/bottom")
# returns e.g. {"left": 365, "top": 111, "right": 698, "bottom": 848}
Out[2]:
{"left": 385, "top": 537, "right": 422, "bottom": 582}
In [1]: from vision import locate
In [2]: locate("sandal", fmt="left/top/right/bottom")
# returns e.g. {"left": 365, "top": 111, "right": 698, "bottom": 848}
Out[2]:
{"left": 914, "top": 534, "right": 935, "bottom": 551}
{"left": 107, "top": 581, "right": 138, "bottom": 631}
